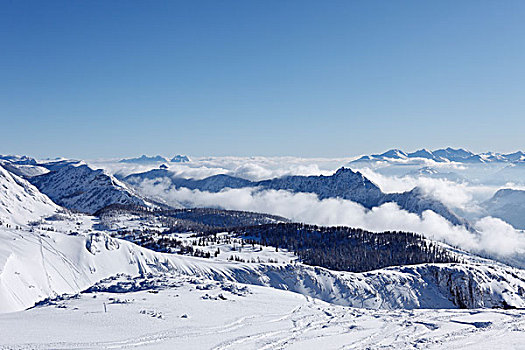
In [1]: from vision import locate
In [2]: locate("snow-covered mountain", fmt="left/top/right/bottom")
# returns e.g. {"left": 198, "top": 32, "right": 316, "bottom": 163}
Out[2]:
{"left": 120, "top": 155, "right": 170, "bottom": 164}
{"left": 406, "top": 148, "right": 444, "bottom": 161}
{"left": 125, "top": 167, "right": 468, "bottom": 227}
{"left": 37, "top": 159, "right": 75, "bottom": 170}
{"left": 29, "top": 162, "right": 153, "bottom": 214}
{"left": 482, "top": 189, "right": 525, "bottom": 229}
{"left": 119, "top": 154, "right": 191, "bottom": 164}
{"left": 500, "top": 151, "right": 525, "bottom": 162}
{"left": 355, "top": 149, "right": 411, "bottom": 162}
{"left": 0, "top": 164, "right": 58, "bottom": 226}
{"left": 352, "top": 147, "right": 525, "bottom": 164}
{"left": 171, "top": 154, "right": 191, "bottom": 163}
{"left": 433, "top": 148, "right": 481, "bottom": 163}
{"left": 0, "top": 155, "right": 49, "bottom": 178}
{"left": 0, "top": 154, "right": 38, "bottom": 165}
{"left": 0, "top": 160, "right": 49, "bottom": 178}
{"left": 255, "top": 168, "right": 385, "bottom": 208}
{"left": 2, "top": 216, "right": 525, "bottom": 313}
{"left": 125, "top": 170, "right": 253, "bottom": 193}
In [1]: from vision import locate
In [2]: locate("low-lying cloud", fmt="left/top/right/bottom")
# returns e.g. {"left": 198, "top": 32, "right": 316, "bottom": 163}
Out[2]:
{"left": 89, "top": 156, "right": 349, "bottom": 180}
{"left": 357, "top": 168, "right": 525, "bottom": 216}
{"left": 136, "top": 178, "right": 525, "bottom": 261}
{"left": 91, "top": 156, "right": 525, "bottom": 264}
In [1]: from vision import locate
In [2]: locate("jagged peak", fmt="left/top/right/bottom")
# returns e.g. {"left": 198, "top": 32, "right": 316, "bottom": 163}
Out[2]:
{"left": 334, "top": 167, "right": 358, "bottom": 176}
{"left": 171, "top": 154, "right": 190, "bottom": 163}
{"left": 407, "top": 148, "right": 435, "bottom": 158}
{"left": 434, "top": 147, "right": 474, "bottom": 157}
{"left": 379, "top": 149, "right": 408, "bottom": 158}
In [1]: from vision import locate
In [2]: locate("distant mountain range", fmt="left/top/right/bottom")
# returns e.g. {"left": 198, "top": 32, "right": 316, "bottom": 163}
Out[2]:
{"left": 124, "top": 167, "right": 469, "bottom": 227}
{"left": 3, "top": 151, "right": 523, "bottom": 230}
{"left": 352, "top": 148, "right": 525, "bottom": 164}
{"left": 119, "top": 154, "right": 190, "bottom": 164}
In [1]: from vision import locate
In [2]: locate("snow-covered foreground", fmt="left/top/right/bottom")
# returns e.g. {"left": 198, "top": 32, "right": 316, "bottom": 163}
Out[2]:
{"left": 3, "top": 220, "right": 525, "bottom": 314}
{"left": 1, "top": 273, "right": 524, "bottom": 349}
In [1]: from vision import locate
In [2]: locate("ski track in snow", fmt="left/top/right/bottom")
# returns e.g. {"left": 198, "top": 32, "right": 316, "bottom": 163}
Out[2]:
{"left": 1, "top": 285, "right": 524, "bottom": 350}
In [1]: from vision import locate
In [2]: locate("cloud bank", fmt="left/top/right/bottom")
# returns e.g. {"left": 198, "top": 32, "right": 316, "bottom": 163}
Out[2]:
{"left": 136, "top": 178, "right": 525, "bottom": 261}
{"left": 89, "top": 156, "right": 350, "bottom": 180}
{"left": 89, "top": 155, "right": 525, "bottom": 264}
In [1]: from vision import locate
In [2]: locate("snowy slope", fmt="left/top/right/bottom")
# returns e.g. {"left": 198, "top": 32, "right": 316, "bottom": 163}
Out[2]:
{"left": 29, "top": 162, "right": 153, "bottom": 214}
{"left": 1, "top": 219, "right": 525, "bottom": 313}
{"left": 1, "top": 278, "right": 525, "bottom": 349}
{"left": 0, "top": 160, "right": 49, "bottom": 178}
{"left": 0, "top": 154, "right": 37, "bottom": 165}
{"left": 0, "top": 164, "right": 58, "bottom": 226}
{"left": 0, "top": 216, "right": 182, "bottom": 313}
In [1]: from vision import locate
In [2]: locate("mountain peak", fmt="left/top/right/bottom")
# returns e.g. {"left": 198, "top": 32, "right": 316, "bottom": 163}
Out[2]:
{"left": 379, "top": 149, "right": 408, "bottom": 159}
{"left": 171, "top": 155, "right": 190, "bottom": 163}
{"left": 407, "top": 149, "right": 435, "bottom": 159}
{"left": 334, "top": 167, "right": 358, "bottom": 176}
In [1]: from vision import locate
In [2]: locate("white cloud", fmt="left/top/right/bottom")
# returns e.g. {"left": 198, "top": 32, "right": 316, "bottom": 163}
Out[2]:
{"left": 135, "top": 179, "right": 525, "bottom": 259}
{"left": 89, "top": 156, "right": 525, "bottom": 262}
{"left": 88, "top": 156, "right": 348, "bottom": 180}
{"left": 354, "top": 168, "right": 506, "bottom": 214}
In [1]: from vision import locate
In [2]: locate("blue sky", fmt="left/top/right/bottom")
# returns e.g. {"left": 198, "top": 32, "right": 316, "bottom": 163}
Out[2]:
{"left": 1, "top": 1, "right": 524, "bottom": 158}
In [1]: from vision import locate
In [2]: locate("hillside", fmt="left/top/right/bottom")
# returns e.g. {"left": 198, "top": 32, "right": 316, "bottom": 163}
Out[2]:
{"left": 1, "top": 213, "right": 525, "bottom": 313}
{"left": 29, "top": 162, "right": 154, "bottom": 214}
{"left": 0, "top": 164, "right": 58, "bottom": 226}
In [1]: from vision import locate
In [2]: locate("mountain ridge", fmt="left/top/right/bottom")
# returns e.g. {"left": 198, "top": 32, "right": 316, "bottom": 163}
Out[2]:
{"left": 124, "top": 167, "right": 469, "bottom": 227}
{"left": 352, "top": 147, "right": 525, "bottom": 164}
{"left": 29, "top": 162, "right": 155, "bottom": 214}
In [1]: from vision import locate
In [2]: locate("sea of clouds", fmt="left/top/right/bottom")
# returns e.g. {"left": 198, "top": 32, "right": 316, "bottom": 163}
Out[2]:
{"left": 92, "top": 156, "right": 525, "bottom": 262}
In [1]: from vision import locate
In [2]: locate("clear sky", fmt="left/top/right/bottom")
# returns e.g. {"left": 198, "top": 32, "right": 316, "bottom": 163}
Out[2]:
{"left": 1, "top": 1, "right": 524, "bottom": 158}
